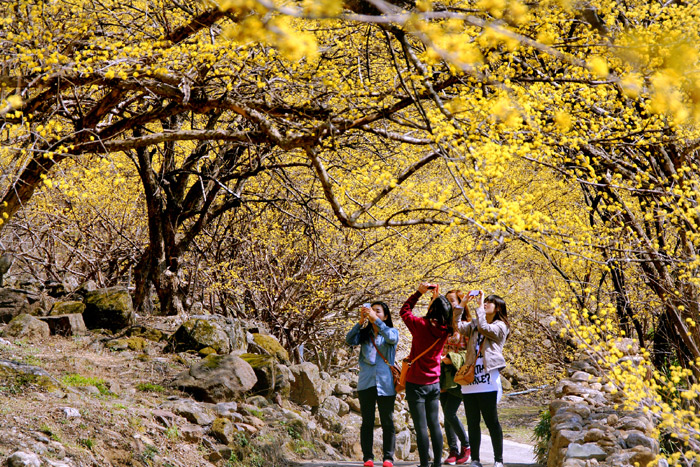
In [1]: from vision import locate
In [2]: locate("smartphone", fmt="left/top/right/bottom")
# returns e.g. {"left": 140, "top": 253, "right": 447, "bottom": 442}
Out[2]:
{"left": 468, "top": 290, "right": 480, "bottom": 297}
{"left": 426, "top": 285, "right": 437, "bottom": 290}
{"left": 362, "top": 302, "right": 371, "bottom": 308}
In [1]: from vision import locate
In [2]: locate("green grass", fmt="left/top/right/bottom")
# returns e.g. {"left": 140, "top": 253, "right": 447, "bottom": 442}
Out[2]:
{"left": 136, "top": 382, "right": 165, "bottom": 393}
{"left": 61, "top": 374, "right": 112, "bottom": 396}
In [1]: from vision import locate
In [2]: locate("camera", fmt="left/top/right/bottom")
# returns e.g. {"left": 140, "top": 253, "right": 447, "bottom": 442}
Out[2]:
{"left": 360, "top": 303, "right": 371, "bottom": 328}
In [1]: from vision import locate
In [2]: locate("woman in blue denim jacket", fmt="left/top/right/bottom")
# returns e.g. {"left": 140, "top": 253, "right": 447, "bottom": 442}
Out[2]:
{"left": 346, "top": 302, "right": 399, "bottom": 467}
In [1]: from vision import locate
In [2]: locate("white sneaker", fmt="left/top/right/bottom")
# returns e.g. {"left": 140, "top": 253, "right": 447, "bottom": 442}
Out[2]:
{"left": 493, "top": 462, "right": 504, "bottom": 467}
{"left": 468, "top": 461, "right": 482, "bottom": 467}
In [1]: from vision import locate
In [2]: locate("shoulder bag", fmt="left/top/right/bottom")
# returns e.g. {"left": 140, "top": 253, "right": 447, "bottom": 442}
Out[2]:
{"left": 454, "top": 334, "right": 487, "bottom": 385}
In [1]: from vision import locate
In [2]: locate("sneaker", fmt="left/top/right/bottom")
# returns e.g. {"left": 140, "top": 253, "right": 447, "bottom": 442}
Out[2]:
{"left": 468, "top": 461, "right": 482, "bottom": 467}
{"left": 382, "top": 461, "right": 393, "bottom": 467}
{"left": 443, "top": 450, "right": 458, "bottom": 465}
{"left": 363, "top": 461, "right": 374, "bottom": 467}
{"left": 456, "top": 446, "right": 470, "bottom": 464}
{"left": 493, "top": 463, "right": 504, "bottom": 467}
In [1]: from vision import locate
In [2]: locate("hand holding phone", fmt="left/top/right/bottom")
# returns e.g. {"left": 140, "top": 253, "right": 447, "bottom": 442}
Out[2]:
{"left": 468, "top": 290, "right": 480, "bottom": 297}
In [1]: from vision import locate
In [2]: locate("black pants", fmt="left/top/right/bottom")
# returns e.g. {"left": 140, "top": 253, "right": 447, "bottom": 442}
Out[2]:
{"left": 358, "top": 386, "right": 396, "bottom": 462}
{"left": 462, "top": 391, "right": 503, "bottom": 463}
{"left": 406, "top": 382, "right": 443, "bottom": 467}
{"left": 440, "top": 391, "right": 469, "bottom": 452}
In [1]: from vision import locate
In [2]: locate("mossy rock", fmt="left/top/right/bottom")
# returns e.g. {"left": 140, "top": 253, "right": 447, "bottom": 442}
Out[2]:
{"left": 50, "top": 300, "right": 86, "bottom": 316}
{"left": 126, "top": 325, "right": 166, "bottom": 342}
{"left": 211, "top": 417, "right": 237, "bottom": 445}
{"left": 199, "top": 347, "right": 217, "bottom": 356}
{"left": 252, "top": 333, "right": 290, "bottom": 364}
{"left": 83, "top": 287, "right": 134, "bottom": 331}
{"left": 0, "top": 359, "right": 61, "bottom": 392}
{"left": 108, "top": 337, "right": 147, "bottom": 351}
{"left": 165, "top": 318, "right": 231, "bottom": 354}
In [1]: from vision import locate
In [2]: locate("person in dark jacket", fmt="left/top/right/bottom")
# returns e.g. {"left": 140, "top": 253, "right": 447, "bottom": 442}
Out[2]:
{"left": 400, "top": 283, "right": 453, "bottom": 467}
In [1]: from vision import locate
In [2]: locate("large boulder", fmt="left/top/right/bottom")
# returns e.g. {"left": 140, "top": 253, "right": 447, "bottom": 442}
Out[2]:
{"left": 39, "top": 313, "right": 87, "bottom": 336}
{"left": 289, "top": 362, "right": 332, "bottom": 408}
{"left": 82, "top": 287, "right": 134, "bottom": 331}
{"left": 0, "top": 288, "right": 37, "bottom": 323}
{"left": 164, "top": 318, "right": 231, "bottom": 354}
{"left": 170, "top": 354, "right": 257, "bottom": 402}
{"left": 1, "top": 313, "right": 50, "bottom": 341}
{"left": 239, "top": 353, "right": 292, "bottom": 398}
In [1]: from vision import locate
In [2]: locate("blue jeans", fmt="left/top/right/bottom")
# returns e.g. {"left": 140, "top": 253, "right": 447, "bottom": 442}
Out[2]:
{"left": 358, "top": 386, "right": 396, "bottom": 462}
{"left": 406, "top": 382, "right": 443, "bottom": 467}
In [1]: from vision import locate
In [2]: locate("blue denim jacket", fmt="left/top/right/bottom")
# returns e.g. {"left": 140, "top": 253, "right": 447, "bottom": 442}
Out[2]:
{"left": 345, "top": 320, "right": 399, "bottom": 396}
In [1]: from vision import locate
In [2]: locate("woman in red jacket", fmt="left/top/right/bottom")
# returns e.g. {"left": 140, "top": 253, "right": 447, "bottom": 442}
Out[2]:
{"left": 400, "top": 282, "right": 453, "bottom": 467}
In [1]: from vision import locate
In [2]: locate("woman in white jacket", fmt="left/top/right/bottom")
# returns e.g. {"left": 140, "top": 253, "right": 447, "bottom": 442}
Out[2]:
{"left": 453, "top": 291, "right": 509, "bottom": 467}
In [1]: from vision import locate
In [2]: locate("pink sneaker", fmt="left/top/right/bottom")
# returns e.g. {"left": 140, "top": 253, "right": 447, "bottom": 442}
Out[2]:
{"left": 363, "top": 461, "right": 374, "bottom": 467}
{"left": 456, "top": 446, "right": 471, "bottom": 464}
{"left": 382, "top": 461, "right": 393, "bottom": 467}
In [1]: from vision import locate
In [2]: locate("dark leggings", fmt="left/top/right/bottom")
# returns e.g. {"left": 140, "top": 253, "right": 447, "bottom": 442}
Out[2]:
{"left": 406, "top": 382, "right": 443, "bottom": 467}
{"left": 357, "top": 386, "right": 396, "bottom": 462}
{"left": 462, "top": 391, "right": 503, "bottom": 463}
{"left": 440, "top": 391, "right": 469, "bottom": 452}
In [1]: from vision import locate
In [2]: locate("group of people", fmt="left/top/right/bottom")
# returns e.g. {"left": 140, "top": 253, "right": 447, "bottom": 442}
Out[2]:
{"left": 345, "top": 282, "right": 510, "bottom": 467}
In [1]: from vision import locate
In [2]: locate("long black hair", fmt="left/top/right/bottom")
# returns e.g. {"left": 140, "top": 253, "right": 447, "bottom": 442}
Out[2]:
{"left": 358, "top": 301, "right": 393, "bottom": 343}
{"left": 425, "top": 295, "right": 454, "bottom": 333}
{"left": 484, "top": 294, "right": 510, "bottom": 329}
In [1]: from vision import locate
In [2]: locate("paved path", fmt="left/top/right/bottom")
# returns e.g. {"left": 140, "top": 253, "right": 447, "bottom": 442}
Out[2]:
{"left": 293, "top": 432, "right": 541, "bottom": 467}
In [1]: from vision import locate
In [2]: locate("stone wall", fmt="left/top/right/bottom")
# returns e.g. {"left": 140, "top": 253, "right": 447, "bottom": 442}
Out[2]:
{"left": 547, "top": 339, "right": 660, "bottom": 467}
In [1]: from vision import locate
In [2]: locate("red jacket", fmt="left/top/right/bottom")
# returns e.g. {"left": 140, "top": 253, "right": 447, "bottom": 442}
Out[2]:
{"left": 400, "top": 292, "right": 449, "bottom": 385}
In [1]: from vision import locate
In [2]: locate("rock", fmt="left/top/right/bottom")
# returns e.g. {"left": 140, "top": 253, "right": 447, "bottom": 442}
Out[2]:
{"left": 289, "top": 362, "right": 331, "bottom": 408}
{"left": 0, "top": 288, "right": 36, "bottom": 323}
{"left": 38, "top": 314, "right": 87, "bottom": 336}
{"left": 170, "top": 354, "right": 257, "bottom": 403}
{"left": 321, "top": 396, "right": 350, "bottom": 417}
{"left": 334, "top": 383, "right": 353, "bottom": 396}
{"left": 211, "top": 417, "right": 238, "bottom": 445}
{"left": 6, "top": 451, "right": 41, "bottom": 467}
{"left": 164, "top": 318, "right": 231, "bottom": 354}
{"left": 0, "top": 359, "right": 60, "bottom": 391}
{"left": 49, "top": 300, "right": 85, "bottom": 316}
{"left": 126, "top": 325, "right": 166, "bottom": 342}
{"left": 107, "top": 336, "right": 147, "bottom": 351}
{"left": 1, "top": 314, "right": 50, "bottom": 340}
{"left": 44, "top": 281, "right": 67, "bottom": 298}
{"left": 83, "top": 287, "right": 134, "bottom": 331}
{"left": 624, "top": 431, "right": 658, "bottom": 451}
{"left": 60, "top": 407, "right": 81, "bottom": 418}
{"left": 347, "top": 397, "right": 361, "bottom": 413}
{"left": 249, "top": 333, "right": 290, "bottom": 364}
{"left": 165, "top": 400, "right": 215, "bottom": 425}
{"left": 395, "top": 429, "right": 412, "bottom": 460}
{"left": 501, "top": 376, "right": 512, "bottom": 391}
{"left": 212, "top": 402, "right": 238, "bottom": 418}
{"left": 180, "top": 424, "right": 204, "bottom": 443}
{"left": 565, "top": 442, "right": 607, "bottom": 461}
{"left": 239, "top": 353, "right": 291, "bottom": 398}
